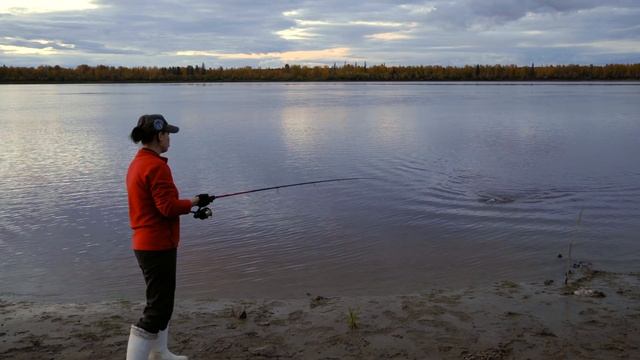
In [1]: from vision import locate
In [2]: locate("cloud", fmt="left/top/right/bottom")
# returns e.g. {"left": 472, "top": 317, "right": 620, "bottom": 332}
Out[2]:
{"left": 0, "top": 0, "right": 99, "bottom": 14}
{"left": 282, "top": 10, "right": 300, "bottom": 17}
{"left": 0, "top": 0, "right": 638, "bottom": 66}
{"left": 0, "top": 36, "right": 79, "bottom": 57}
{"left": 0, "top": 44, "right": 60, "bottom": 55}
{"left": 399, "top": 4, "right": 436, "bottom": 15}
{"left": 519, "top": 40, "right": 640, "bottom": 54}
{"left": 295, "top": 20, "right": 333, "bottom": 26}
{"left": 350, "top": 21, "right": 409, "bottom": 28}
{"left": 175, "top": 47, "right": 351, "bottom": 63}
{"left": 276, "top": 27, "right": 318, "bottom": 41}
{"left": 406, "top": 0, "right": 637, "bottom": 30}
{"left": 3, "top": 36, "right": 75, "bottom": 48}
{"left": 366, "top": 32, "right": 414, "bottom": 41}
{"left": 590, "top": 40, "right": 640, "bottom": 54}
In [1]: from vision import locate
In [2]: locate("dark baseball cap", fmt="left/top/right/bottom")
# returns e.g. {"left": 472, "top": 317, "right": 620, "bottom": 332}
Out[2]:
{"left": 137, "top": 114, "right": 179, "bottom": 133}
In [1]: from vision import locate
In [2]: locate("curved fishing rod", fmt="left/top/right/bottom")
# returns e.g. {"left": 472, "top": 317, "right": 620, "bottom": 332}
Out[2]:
{"left": 192, "top": 177, "right": 368, "bottom": 219}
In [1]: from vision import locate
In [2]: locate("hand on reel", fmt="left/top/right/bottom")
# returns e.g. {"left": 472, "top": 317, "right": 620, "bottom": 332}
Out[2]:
{"left": 192, "top": 193, "right": 215, "bottom": 220}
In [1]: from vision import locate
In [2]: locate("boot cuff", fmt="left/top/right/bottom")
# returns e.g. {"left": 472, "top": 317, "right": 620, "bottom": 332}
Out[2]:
{"left": 131, "top": 325, "right": 158, "bottom": 340}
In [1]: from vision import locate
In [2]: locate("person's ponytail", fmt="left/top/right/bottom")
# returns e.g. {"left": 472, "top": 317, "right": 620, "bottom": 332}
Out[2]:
{"left": 130, "top": 126, "right": 144, "bottom": 143}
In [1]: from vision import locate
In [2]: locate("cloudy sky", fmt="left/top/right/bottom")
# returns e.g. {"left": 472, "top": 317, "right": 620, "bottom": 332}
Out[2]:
{"left": 1, "top": 0, "right": 639, "bottom": 67}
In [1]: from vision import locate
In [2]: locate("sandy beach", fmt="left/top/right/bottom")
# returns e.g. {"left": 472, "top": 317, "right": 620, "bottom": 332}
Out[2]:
{"left": 2, "top": 266, "right": 639, "bottom": 359}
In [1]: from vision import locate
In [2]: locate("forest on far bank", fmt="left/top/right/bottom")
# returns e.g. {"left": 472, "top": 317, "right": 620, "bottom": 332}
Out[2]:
{"left": 1, "top": 63, "right": 639, "bottom": 82}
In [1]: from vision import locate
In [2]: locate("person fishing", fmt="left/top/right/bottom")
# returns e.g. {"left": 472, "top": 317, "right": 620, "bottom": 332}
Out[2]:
{"left": 125, "top": 114, "right": 211, "bottom": 360}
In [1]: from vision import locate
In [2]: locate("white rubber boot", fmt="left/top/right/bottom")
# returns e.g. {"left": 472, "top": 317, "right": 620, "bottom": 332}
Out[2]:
{"left": 126, "top": 325, "right": 157, "bottom": 360}
{"left": 148, "top": 326, "right": 188, "bottom": 360}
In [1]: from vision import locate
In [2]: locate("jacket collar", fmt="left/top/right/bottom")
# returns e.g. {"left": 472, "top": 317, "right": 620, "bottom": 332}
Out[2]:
{"left": 138, "top": 147, "right": 168, "bottom": 163}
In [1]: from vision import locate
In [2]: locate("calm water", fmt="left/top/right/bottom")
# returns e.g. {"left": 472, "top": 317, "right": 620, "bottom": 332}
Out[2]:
{"left": 1, "top": 82, "right": 639, "bottom": 302}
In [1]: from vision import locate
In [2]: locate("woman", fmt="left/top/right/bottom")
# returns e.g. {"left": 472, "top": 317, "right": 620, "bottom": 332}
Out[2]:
{"left": 125, "top": 114, "right": 211, "bottom": 360}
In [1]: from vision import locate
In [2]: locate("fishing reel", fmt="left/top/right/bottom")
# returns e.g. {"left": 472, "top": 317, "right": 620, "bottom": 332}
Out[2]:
{"left": 193, "top": 206, "right": 213, "bottom": 220}
{"left": 192, "top": 193, "right": 215, "bottom": 220}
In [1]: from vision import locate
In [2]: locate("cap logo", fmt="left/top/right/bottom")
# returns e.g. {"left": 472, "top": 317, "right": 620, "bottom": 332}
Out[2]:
{"left": 153, "top": 119, "right": 164, "bottom": 131}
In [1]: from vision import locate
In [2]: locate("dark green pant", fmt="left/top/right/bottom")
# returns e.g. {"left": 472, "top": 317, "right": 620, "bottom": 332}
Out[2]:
{"left": 134, "top": 248, "right": 177, "bottom": 333}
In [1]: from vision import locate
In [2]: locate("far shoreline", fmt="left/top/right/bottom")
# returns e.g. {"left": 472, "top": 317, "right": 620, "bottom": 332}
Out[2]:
{"left": 2, "top": 79, "right": 640, "bottom": 85}
{"left": 2, "top": 63, "right": 639, "bottom": 84}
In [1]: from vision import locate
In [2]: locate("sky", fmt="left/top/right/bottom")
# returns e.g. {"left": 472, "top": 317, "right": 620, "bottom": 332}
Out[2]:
{"left": 1, "top": 0, "right": 639, "bottom": 68}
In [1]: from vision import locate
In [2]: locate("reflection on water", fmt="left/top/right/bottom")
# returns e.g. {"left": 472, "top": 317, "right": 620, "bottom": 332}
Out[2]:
{"left": 280, "top": 106, "right": 322, "bottom": 154}
{"left": 1, "top": 82, "right": 639, "bottom": 302}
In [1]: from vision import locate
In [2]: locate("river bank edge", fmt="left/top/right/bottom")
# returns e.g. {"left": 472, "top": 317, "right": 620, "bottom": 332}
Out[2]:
{"left": 2, "top": 268, "right": 639, "bottom": 359}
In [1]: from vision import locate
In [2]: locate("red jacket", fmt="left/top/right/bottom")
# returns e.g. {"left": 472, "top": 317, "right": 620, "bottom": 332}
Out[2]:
{"left": 126, "top": 148, "right": 192, "bottom": 250}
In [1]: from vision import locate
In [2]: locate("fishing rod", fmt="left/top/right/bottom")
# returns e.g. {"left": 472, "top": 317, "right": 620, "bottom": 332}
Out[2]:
{"left": 192, "top": 177, "right": 367, "bottom": 219}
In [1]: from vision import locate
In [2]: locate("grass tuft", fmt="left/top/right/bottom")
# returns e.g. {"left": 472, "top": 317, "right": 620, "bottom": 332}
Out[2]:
{"left": 564, "top": 209, "right": 584, "bottom": 286}
{"left": 347, "top": 308, "right": 359, "bottom": 330}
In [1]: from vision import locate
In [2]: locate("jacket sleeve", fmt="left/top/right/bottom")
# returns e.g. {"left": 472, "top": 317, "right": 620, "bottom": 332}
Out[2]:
{"left": 148, "top": 163, "right": 193, "bottom": 217}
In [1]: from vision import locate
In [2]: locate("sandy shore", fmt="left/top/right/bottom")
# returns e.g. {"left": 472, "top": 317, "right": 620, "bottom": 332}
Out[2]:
{"left": 2, "top": 267, "right": 639, "bottom": 359}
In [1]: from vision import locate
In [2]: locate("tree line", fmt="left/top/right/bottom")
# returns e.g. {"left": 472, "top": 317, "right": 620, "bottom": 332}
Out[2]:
{"left": 1, "top": 63, "right": 639, "bottom": 82}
